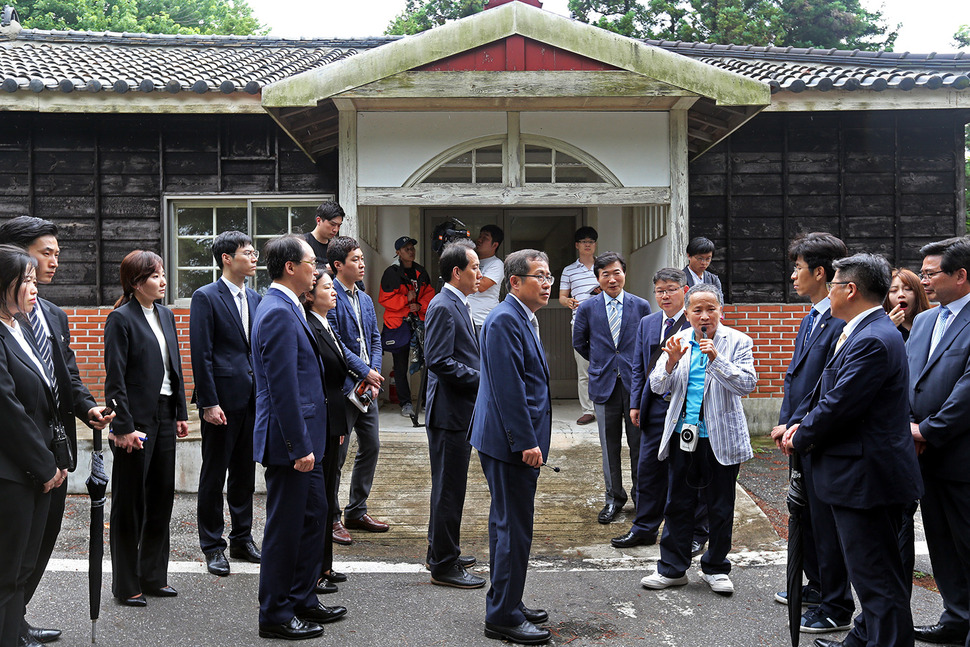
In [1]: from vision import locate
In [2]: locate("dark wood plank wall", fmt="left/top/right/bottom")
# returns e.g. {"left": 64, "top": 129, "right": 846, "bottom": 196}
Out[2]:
{"left": 0, "top": 113, "right": 336, "bottom": 306}
{"left": 690, "top": 109, "right": 969, "bottom": 303}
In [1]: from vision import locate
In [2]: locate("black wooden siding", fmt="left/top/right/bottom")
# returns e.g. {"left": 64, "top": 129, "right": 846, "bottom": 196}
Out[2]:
{"left": 0, "top": 113, "right": 335, "bottom": 306}
{"left": 690, "top": 110, "right": 969, "bottom": 303}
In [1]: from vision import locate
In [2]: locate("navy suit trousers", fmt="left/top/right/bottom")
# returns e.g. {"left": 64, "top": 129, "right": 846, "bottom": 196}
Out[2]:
{"left": 426, "top": 426, "right": 473, "bottom": 576}
{"left": 594, "top": 380, "right": 640, "bottom": 507}
{"left": 921, "top": 476, "right": 970, "bottom": 633}
{"left": 803, "top": 453, "right": 854, "bottom": 619}
{"left": 480, "top": 452, "right": 537, "bottom": 626}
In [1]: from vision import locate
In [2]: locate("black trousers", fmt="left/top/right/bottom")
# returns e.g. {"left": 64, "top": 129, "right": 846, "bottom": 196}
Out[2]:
{"left": 197, "top": 403, "right": 256, "bottom": 554}
{"left": 921, "top": 475, "right": 970, "bottom": 634}
{"left": 319, "top": 437, "right": 341, "bottom": 577}
{"left": 803, "top": 452, "right": 854, "bottom": 620}
{"left": 391, "top": 349, "right": 412, "bottom": 406}
{"left": 426, "top": 426, "right": 473, "bottom": 577}
{"left": 0, "top": 479, "right": 48, "bottom": 647}
{"left": 658, "top": 437, "right": 739, "bottom": 578}
{"left": 23, "top": 473, "right": 66, "bottom": 609}
{"left": 109, "top": 396, "right": 177, "bottom": 599}
{"left": 593, "top": 380, "right": 640, "bottom": 507}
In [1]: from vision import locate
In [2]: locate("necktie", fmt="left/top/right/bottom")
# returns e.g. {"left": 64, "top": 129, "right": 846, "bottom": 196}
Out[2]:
{"left": 28, "top": 308, "right": 59, "bottom": 406}
{"left": 237, "top": 290, "right": 249, "bottom": 341}
{"left": 833, "top": 331, "right": 848, "bottom": 354}
{"left": 663, "top": 317, "right": 675, "bottom": 341}
{"left": 803, "top": 309, "right": 819, "bottom": 349}
{"left": 930, "top": 305, "right": 952, "bottom": 355}
{"left": 530, "top": 314, "right": 541, "bottom": 345}
{"left": 608, "top": 298, "right": 621, "bottom": 347}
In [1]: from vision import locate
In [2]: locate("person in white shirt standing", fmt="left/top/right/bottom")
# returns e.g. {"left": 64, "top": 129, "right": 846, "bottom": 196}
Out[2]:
{"left": 559, "top": 226, "right": 600, "bottom": 426}
{"left": 468, "top": 225, "right": 505, "bottom": 335}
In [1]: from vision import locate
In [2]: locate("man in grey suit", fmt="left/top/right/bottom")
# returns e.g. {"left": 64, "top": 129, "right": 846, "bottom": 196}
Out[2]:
{"left": 640, "top": 283, "right": 757, "bottom": 597}
{"left": 909, "top": 237, "right": 970, "bottom": 646}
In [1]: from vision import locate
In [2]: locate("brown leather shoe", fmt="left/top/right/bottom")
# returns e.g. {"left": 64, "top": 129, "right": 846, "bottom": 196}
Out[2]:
{"left": 576, "top": 414, "right": 595, "bottom": 425}
{"left": 344, "top": 514, "right": 389, "bottom": 533}
{"left": 332, "top": 521, "right": 352, "bottom": 545}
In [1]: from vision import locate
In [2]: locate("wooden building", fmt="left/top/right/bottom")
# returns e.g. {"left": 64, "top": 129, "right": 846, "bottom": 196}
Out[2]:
{"left": 1, "top": 0, "right": 967, "bottom": 417}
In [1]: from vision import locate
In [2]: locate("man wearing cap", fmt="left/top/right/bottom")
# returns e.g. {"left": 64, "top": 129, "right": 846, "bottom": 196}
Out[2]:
{"left": 378, "top": 236, "right": 435, "bottom": 418}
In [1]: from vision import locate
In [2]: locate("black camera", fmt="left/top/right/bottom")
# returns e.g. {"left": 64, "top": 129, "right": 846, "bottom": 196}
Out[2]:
{"left": 680, "top": 423, "right": 698, "bottom": 453}
{"left": 431, "top": 218, "right": 471, "bottom": 255}
{"left": 50, "top": 421, "right": 75, "bottom": 471}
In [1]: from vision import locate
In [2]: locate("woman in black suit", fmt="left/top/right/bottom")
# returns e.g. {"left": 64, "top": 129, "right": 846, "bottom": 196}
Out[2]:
{"left": 0, "top": 245, "right": 65, "bottom": 646}
{"left": 104, "top": 250, "right": 189, "bottom": 607}
{"left": 303, "top": 270, "right": 360, "bottom": 596}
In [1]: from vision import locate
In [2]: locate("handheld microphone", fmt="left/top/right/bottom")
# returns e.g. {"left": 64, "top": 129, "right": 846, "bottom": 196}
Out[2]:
{"left": 701, "top": 325, "right": 708, "bottom": 339}
{"left": 541, "top": 462, "right": 560, "bottom": 473}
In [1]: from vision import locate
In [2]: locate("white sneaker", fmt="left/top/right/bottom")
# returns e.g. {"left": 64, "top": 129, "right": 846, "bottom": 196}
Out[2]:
{"left": 640, "top": 572, "right": 689, "bottom": 590}
{"left": 700, "top": 572, "right": 734, "bottom": 596}
{"left": 401, "top": 402, "right": 414, "bottom": 417}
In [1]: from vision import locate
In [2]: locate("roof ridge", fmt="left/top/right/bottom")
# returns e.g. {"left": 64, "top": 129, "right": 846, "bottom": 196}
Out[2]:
{"left": 12, "top": 28, "right": 402, "bottom": 48}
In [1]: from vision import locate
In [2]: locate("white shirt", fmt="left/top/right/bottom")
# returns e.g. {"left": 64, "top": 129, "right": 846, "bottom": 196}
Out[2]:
{"left": 141, "top": 304, "right": 173, "bottom": 396}
{"left": 560, "top": 259, "right": 598, "bottom": 322}
{"left": 840, "top": 305, "right": 885, "bottom": 344}
{"left": 941, "top": 291, "right": 970, "bottom": 321}
{"left": 221, "top": 276, "right": 245, "bottom": 313}
{"left": 2, "top": 318, "right": 52, "bottom": 388}
{"left": 510, "top": 294, "right": 541, "bottom": 345}
{"left": 30, "top": 299, "right": 51, "bottom": 338}
{"left": 468, "top": 255, "right": 503, "bottom": 327}
{"left": 443, "top": 282, "right": 470, "bottom": 306}
{"left": 687, "top": 267, "right": 704, "bottom": 285}
{"left": 270, "top": 282, "right": 305, "bottom": 317}
{"left": 809, "top": 296, "right": 831, "bottom": 335}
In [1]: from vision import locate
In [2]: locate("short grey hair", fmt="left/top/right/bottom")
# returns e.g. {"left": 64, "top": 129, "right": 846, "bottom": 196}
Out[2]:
{"left": 832, "top": 253, "right": 892, "bottom": 303}
{"left": 505, "top": 249, "right": 549, "bottom": 289}
{"left": 653, "top": 267, "right": 686, "bottom": 286}
{"left": 685, "top": 283, "right": 723, "bottom": 307}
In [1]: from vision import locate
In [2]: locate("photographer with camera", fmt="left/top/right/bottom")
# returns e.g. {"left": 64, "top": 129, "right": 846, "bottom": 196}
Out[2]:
{"left": 640, "top": 283, "right": 756, "bottom": 597}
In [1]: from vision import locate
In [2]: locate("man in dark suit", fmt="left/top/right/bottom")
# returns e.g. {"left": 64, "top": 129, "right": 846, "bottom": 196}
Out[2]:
{"left": 908, "top": 237, "right": 970, "bottom": 646}
{"left": 573, "top": 251, "right": 651, "bottom": 524}
{"left": 327, "top": 236, "right": 388, "bottom": 541}
{"left": 614, "top": 268, "right": 705, "bottom": 550}
{"left": 252, "top": 235, "right": 345, "bottom": 640}
{"left": 424, "top": 240, "right": 484, "bottom": 590}
{"left": 683, "top": 236, "right": 722, "bottom": 292}
{"left": 470, "top": 249, "right": 554, "bottom": 645}
{"left": 770, "top": 233, "right": 851, "bottom": 634}
{"left": 783, "top": 253, "right": 923, "bottom": 647}
{"left": 189, "top": 230, "right": 262, "bottom": 577}
{"left": 0, "top": 216, "right": 113, "bottom": 645}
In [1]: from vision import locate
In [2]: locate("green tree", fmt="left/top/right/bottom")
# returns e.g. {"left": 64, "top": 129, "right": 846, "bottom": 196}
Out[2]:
{"left": 386, "top": 0, "right": 485, "bottom": 35}
{"left": 16, "top": 0, "right": 265, "bottom": 35}
{"left": 956, "top": 25, "right": 970, "bottom": 49}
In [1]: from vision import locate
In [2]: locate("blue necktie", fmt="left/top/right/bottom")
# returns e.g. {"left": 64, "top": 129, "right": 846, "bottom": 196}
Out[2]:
{"left": 663, "top": 317, "right": 675, "bottom": 341}
{"left": 28, "top": 308, "right": 60, "bottom": 407}
{"left": 930, "top": 305, "right": 951, "bottom": 355}
{"left": 608, "top": 298, "right": 621, "bottom": 347}
{"left": 803, "top": 309, "right": 818, "bottom": 350}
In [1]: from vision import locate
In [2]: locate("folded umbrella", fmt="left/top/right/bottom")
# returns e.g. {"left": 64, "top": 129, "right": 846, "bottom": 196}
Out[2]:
{"left": 786, "top": 452, "right": 808, "bottom": 646}
{"left": 85, "top": 429, "right": 109, "bottom": 643}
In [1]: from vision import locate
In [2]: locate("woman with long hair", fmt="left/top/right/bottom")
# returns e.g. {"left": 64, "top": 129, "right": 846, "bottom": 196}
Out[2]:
{"left": 104, "top": 250, "right": 188, "bottom": 607}
{"left": 884, "top": 267, "right": 931, "bottom": 341}
{"left": 0, "top": 244, "right": 64, "bottom": 645}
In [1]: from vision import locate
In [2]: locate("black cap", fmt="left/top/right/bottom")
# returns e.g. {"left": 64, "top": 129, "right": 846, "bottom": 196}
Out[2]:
{"left": 394, "top": 236, "right": 417, "bottom": 252}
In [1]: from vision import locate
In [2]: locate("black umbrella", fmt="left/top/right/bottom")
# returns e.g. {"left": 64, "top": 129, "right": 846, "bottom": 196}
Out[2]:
{"left": 786, "top": 452, "right": 808, "bottom": 646}
{"left": 85, "top": 427, "right": 109, "bottom": 643}
{"left": 406, "top": 313, "right": 425, "bottom": 428}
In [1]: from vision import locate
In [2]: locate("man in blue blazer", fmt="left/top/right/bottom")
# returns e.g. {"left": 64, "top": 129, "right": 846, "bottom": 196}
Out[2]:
{"left": 784, "top": 254, "right": 922, "bottom": 647}
{"left": 252, "top": 235, "right": 344, "bottom": 640}
{"left": 573, "top": 251, "right": 651, "bottom": 524}
{"left": 424, "top": 241, "right": 485, "bottom": 590}
{"left": 770, "top": 233, "right": 851, "bottom": 634}
{"left": 190, "top": 230, "right": 262, "bottom": 577}
{"left": 470, "top": 249, "right": 553, "bottom": 645}
{"left": 908, "top": 237, "right": 970, "bottom": 646}
{"left": 326, "top": 236, "right": 388, "bottom": 540}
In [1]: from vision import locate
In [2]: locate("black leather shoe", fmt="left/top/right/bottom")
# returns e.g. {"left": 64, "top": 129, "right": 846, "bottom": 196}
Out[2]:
{"left": 17, "top": 632, "right": 42, "bottom": 647}
{"left": 691, "top": 540, "right": 707, "bottom": 557}
{"left": 119, "top": 594, "right": 146, "bottom": 607}
{"left": 432, "top": 564, "right": 486, "bottom": 589}
{"left": 144, "top": 585, "right": 177, "bottom": 597}
{"left": 813, "top": 639, "right": 845, "bottom": 647}
{"left": 322, "top": 570, "right": 347, "bottom": 583}
{"left": 25, "top": 623, "right": 61, "bottom": 643}
{"left": 314, "top": 579, "right": 338, "bottom": 595}
{"left": 295, "top": 603, "right": 347, "bottom": 624}
{"left": 229, "top": 539, "right": 262, "bottom": 563}
{"left": 598, "top": 503, "right": 622, "bottom": 524}
{"left": 914, "top": 623, "right": 968, "bottom": 645}
{"left": 205, "top": 549, "right": 230, "bottom": 576}
{"left": 258, "top": 617, "right": 324, "bottom": 640}
{"left": 611, "top": 530, "right": 656, "bottom": 548}
{"left": 484, "top": 620, "right": 551, "bottom": 644}
{"left": 458, "top": 555, "right": 477, "bottom": 568}
{"left": 522, "top": 606, "right": 549, "bottom": 625}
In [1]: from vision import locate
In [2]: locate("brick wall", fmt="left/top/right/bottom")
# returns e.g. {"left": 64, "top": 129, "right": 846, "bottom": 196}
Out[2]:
{"left": 65, "top": 303, "right": 809, "bottom": 405}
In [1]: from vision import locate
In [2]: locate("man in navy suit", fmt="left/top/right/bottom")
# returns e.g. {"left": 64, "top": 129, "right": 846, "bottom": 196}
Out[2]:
{"left": 770, "top": 233, "right": 851, "bottom": 634}
{"left": 327, "top": 236, "right": 388, "bottom": 541}
{"left": 614, "top": 268, "right": 705, "bottom": 550}
{"left": 424, "top": 240, "right": 485, "bottom": 590}
{"left": 189, "top": 230, "right": 262, "bottom": 577}
{"left": 573, "top": 251, "right": 651, "bottom": 524}
{"left": 0, "top": 216, "right": 114, "bottom": 645}
{"left": 909, "top": 237, "right": 970, "bottom": 646}
{"left": 253, "top": 235, "right": 345, "bottom": 640}
{"left": 783, "top": 253, "right": 922, "bottom": 647}
{"left": 470, "top": 249, "right": 554, "bottom": 645}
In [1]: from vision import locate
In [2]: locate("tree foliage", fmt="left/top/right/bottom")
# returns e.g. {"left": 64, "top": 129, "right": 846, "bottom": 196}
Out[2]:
{"left": 386, "top": 0, "right": 485, "bottom": 35}
{"left": 956, "top": 25, "right": 970, "bottom": 49}
{"left": 15, "top": 0, "right": 266, "bottom": 35}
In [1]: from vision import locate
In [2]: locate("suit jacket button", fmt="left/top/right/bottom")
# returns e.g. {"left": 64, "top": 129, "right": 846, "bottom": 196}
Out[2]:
{"left": 914, "top": 387, "right": 921, "bottom": 393}
{"left": 248, "top": 370, "right": 254, "bottom": 376}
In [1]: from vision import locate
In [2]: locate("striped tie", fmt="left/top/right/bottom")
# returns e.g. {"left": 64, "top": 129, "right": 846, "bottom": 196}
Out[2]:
{"left": 28, "top": 308, "right": 59, "bottom": 407}
{"left": 608, "top": 298, "right": 621, "bottom": 347}
{"left": 930, "top": 306, "right": 951, "bottom": 355}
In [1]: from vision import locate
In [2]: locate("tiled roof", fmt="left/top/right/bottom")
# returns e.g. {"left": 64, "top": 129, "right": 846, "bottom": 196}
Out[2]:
{"left": 1, "top": 27, "right": 968, "bottom": 96}
{"left": 0, "top": 29, "right": 398, "bottom": 94}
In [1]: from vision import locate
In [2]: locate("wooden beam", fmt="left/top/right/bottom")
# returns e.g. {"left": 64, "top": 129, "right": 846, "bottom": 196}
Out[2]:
{"left": 337, "top": 96, "right": 688, "bottom": 111}
{"left": 358, "top": 185, "right": 670, "bottom": 206}
{"left": 766, "top": 89, "right": 970, "bottom": 112}
{"left": 1, "top": 91, "right": 264, "bottom": 114}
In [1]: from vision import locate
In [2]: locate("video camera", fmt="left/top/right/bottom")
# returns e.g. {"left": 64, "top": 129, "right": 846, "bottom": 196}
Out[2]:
{"left": 431, "top": 218, "right": 471, "bottom": 256}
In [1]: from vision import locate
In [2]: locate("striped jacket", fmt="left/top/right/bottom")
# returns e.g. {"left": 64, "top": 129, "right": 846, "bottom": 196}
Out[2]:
{"left": 650, "top": 324, "right": 757, "bottom": 466}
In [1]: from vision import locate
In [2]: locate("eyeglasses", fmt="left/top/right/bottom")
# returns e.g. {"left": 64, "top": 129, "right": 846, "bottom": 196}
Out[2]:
{"left": 577, "top": 239, "right": 596, "bottom": 245}
{"left": 918, "top": 269, "right": 945, "bottom": 280}
{"left": 516, "top": 274, "right": 555, "bottom": 286}
{"left": 236, "top": 250, "right": 259, "bottom": 260}
{"left": 292, "top": 258, "right": 316, "bottom": 267}
{"left": 654, "top": 288, "right": 683, "bottom": 296}
{"left": 826, "top": 281, "right": 853, "bottom": 291}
